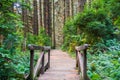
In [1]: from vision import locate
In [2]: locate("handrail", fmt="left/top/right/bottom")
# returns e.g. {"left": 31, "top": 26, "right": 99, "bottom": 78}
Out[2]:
{"left": 26, "top": 44, "right": 51, "bottom": 80}
{"left": 75, "top": 44, "right": 90, "bottom": 80}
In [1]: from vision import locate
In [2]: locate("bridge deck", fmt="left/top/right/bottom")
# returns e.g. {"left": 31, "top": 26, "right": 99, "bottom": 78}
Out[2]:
{"left": 38, "top": 50, "right": 80, "bottom": 80}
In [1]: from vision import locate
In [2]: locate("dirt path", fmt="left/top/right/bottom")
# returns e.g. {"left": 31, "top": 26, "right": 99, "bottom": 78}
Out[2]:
{"left": 38, "top": 50, "right": 80, "bottom": 80}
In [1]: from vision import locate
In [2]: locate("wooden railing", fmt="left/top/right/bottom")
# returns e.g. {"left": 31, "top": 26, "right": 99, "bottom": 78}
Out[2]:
{"left": 75, "top": 44, "right": 90, "bottom": 80}
{"left": 26, "top": 44, "right": 51, "bottom": 80}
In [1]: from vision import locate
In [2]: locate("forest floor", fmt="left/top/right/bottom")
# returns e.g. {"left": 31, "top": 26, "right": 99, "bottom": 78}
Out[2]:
{"left": 38, "top": 50, "right": 80, "bottom": 80}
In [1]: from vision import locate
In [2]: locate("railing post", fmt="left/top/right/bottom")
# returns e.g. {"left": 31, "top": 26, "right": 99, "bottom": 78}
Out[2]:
{"left": 41, "top": 52, "right": 45, "bottom": 74}
{"left": 48, "top": 50, "right": 50, "bottom": 68}
{"left": 29, "top": 50, "right": 34, "bottom": 80}
{"left": 83, "top": 49, "right": 87, "bottom": 80}
{"left": 75, "top": 50, "right": 78, "bottom": 68}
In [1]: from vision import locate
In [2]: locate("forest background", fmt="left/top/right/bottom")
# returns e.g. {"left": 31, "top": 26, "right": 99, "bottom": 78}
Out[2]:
{"left": 0, "top": 0, "right": 120, "bottom": 80}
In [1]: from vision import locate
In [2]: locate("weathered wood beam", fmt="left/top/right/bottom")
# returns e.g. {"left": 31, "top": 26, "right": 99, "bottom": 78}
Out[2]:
{"left": 28, "top": 44, "right": 44, "bottom": 50}
{"left": 34, "top": 52, "right": 44, "bottom": 78}
{"left": 27, "top": 44, "right": 51, "bottom": 80}
{"left": 43, "top": 46, "right": 51, "bottom": 51}
{"left": 75, "top": 44, "right": 90, "bottom": 80}
{"left": 75, "top": 44, "right": 89, "bottom": 51}
{"left": 29, "top": 49, "right": 34, "bottom": 80}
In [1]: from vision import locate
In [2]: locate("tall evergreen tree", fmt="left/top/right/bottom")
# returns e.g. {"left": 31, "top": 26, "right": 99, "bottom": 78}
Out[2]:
{"left": 33, "top": 0, "right": 39, "bottom": 35}
{"left": 44, "top": 0, "right": 51, "bottom": 36}
{"left": 39, "top": 0, "right": 43, "bottom": 27}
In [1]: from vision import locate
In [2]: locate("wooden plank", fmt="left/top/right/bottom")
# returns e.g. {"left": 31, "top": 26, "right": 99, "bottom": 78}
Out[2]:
{"left": 34, "top": 52, "right": 44, "bottom": 78}
{"left": 28, "top": 44, "right": 44, "bottom": 50}
{"left": 75, "top": 44, "right": 89, "bottom": 51}
{"left": 27, "top": 50, "right": 34, "bottom": 80}
{"left": 48, "top": 50, "right": 50, "bottom": 68}
{"left": 77, "top": 49, "right": 88, "bottom": 80}
{"left": 76, "top": 50, "right": 78, "bottom": 67}
{"left": 41, "top": 52, "right": 45, "bottom": 74}
{"left": 83, "top": 50, "right": 87, "bottom": 80}
{"left": 78, "top": 52, "right": 84, "bottom": 75}
{"left": 44, "top": 46, "right": 51, "bottom": 51}
{"left": 28, "top": 44, "right": 51, "bottom": 51}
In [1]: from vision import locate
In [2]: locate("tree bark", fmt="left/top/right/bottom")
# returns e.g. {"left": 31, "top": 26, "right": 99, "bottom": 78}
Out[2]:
{"left": 70, "top": 0, "right": 74, "bottom": 16}
{"left": 48, "top": 0, "right": 52, "bottom": 37}
{"left": 52, "top": 0, "right": 56, "bottom": 48}
{"left": 22, "top": 0, "right": 28, "bottom": 51}
{"left": 78, "top": 0, "right": 86, "bottom": 12}
{"left": 33, "top": 0, "right": 39, "bottom": 35}
{"left": 65, "top": 0, "right": 70, "bottom": 18}
{"left": 64, "top": 0, "right": 66, "bottom": 25}
{"left": 44, "top": 0, "right": 47, "bottom": 34}
{"left": 44, "top": 0, "right": 51, "bottom": 37}
{"left": 39, "top": 0, "right": 43, "bottom": 27}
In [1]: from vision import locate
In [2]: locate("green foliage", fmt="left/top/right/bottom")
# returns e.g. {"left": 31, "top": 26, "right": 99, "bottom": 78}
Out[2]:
{"left": 0, "top": 1, "right": 23, "bottom": 37}
{"left": 62, "top": 17, "right": 86, "bottom": 52}
{"left": 0, "top": 46, "right": 39, "bottom": 79}
{"left": 100, "top": 0, "right": 120, "bottom": 37}
{"left": 62, "top": 0, "right": 117, "bottom": 53}
{"left": 87, "top": 50, "right": 120, "bottom": 80}
{"left": 74, "top": 8, "right": 115, "bottom": 43}
{"left": 63, "top": 19, "right": 77, "bottom": 36}
{"left": 62, "top": 0, "right": 120, "bottom": 80}
{"left": 0, "top": 0, "right": 50, "bottom": 79}
{"left": 89, "top": 39, "right": 120, "bottom": 54}
{"left": 0, "top": 0, "right": 32, "bottom": 79}
{"left": 0, "top": 48, "right": 24, "bottom": 79}
{"left": 3, "top": 34, "right": 22, "bottom": 53}
{"left": 27, "top": 28, "right": 51, "bottom": 46}
{"left": 107, "top": 0, "right": 120, "bottom": 36}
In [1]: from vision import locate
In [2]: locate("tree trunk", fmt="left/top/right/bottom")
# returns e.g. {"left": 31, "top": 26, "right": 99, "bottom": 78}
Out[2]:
{"left": 22, "top": 0, "right": 28, "bottom": 51}
{"left": 33, "top": 0, "right": 39, "bottom": 35}
{"left": 70, "top": 0, "right": 74, "bottom": 16}
{"left": 52, "top": 0, "right": 56, "bottom": 48}
{"left": 64, "top": 0, "right": 66, "bottom": 25}
{"left": 44, "top": 0, "right": 51, "bottom": 37}
{"left": 48, "top": 0, "right": 52, "bottom": 37}
{"left": 65, "top": 0, "right": 70, "bottom": 18}
{"left": 39, "top": 0, "right": 43, "bottom": 27}
{"left": 44, "top": 0, "right": 47, "bottom": 34}
{"left": 78, "top": 0, "right": 86, "bottom": 12}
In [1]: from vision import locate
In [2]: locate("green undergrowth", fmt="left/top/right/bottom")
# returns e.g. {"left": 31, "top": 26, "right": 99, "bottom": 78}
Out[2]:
{"left": 27, "top": 28, "right": 51, "bottom": 46}
{"left": 63, "top": 39, "right": 120, "bottom": 80}
{"left": 0, "top": 48, "right": 39, "bottom": 80}
{"left": 87, "top": 50, "right": 120, "bottom": 80}
{"left": 62, "top": 0, "right": 120, "bottom": 79}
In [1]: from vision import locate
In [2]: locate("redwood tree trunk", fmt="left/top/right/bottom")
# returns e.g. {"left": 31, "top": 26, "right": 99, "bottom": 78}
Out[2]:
{"left": 64, "top": 0, "right": 66, "bottom": 25}
{"left": 22, "top": 0, "right": 28, "bottom": 51}
{"left": 44, "top": 0, "right": 51, "bottom": 36}
{"left": 33, "top": 0, "right": 39, "bottom": 35}
{"left": 70, "top": 0, "right": 74, "bottom": 16}
{"left": 39, "top": 0, "right": 43, "bottom": 27}
{"left": 52, "top": 0, "right": 56, "bottom": 48}
{"left": 65, "top": 0, "right": 70, "bottom": 18}
{"left": 78, "top": 0, "right": 86, "bottom": 12}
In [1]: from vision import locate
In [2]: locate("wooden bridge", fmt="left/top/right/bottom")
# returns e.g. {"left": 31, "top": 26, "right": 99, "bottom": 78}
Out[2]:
{"left": 26, "top": 44, "right": 90, "bottom": 80}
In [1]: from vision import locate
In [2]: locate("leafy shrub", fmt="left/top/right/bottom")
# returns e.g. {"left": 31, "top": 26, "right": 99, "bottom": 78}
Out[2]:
{"left": 87, "top": 50, "right": 120, "bottom": 80}
{"left": 0, "top": 46, "right": 39, "bottom": 80}
{"left": 27, "top": 28, "right": 51, "bottom": 46}
{"left": 73, "top": 8, "right": 115, "bottom": 43}
{"left": 0, "top": 47, "right": 25, "bottom": 79}
{"left": 63, "top": 19, "right": 77, "bottom": 36}
{"left": 62, "top": 0, "right": 117, "bottom": 53}
{"left": 89, "top": 39, "right": 120, "bottom": 54}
